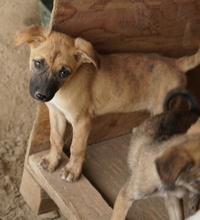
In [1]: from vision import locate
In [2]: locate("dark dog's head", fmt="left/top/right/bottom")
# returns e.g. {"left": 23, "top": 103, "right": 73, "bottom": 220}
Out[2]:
{"left": 155, "top": 136, "right": 200, "bottom": 194}
{"left": 15, "top": 25, "right": 100, "bottom": 102}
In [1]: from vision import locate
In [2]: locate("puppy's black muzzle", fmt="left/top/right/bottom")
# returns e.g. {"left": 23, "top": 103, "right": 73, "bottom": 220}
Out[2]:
{"left": 29, "top": 73, "right": 60, "bottom": 102}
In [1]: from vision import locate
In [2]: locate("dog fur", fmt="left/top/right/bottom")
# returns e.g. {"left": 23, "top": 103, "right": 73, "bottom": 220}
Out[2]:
{"left": 15, "top": 25, "right": 200, "bottom": 182}
{"left": 111, "top": 89, "right": 200, "bottom": 220}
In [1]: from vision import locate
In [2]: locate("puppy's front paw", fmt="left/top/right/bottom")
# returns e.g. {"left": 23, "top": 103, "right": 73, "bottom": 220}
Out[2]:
{"left": 38, "top": 153, "right": 61, "bottom": 172}
{"left": 60, "top": 163, "right": 81, "bottom": 182}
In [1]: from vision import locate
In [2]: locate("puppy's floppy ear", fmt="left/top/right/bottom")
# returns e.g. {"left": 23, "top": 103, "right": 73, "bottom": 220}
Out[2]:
{"left": 75, "top": 38, "right": 100, "bottom": 69}
{"left": 155, "top": 146, "right": 194, "bottom": 185}
{"left": 15, "top": 25, "right": 48, "bottom": 48}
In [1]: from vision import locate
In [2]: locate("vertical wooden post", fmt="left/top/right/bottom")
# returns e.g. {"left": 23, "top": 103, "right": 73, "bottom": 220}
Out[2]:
{"left": 20, "top": 103, "right": 58, "bottom": 214}
{"left": 20, "top": 168, "right": 58, "bottom": 215}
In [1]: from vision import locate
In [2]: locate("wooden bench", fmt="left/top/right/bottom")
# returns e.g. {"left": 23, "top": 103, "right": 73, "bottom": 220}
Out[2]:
{"left": 20, "top": 0, "right": 200, "bottom": 219}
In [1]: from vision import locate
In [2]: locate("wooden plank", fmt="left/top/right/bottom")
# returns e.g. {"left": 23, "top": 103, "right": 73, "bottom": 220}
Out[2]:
{"left": 28, "top": 150, "right": 112, "bottom": 220}
{"left": 84, "top": 133, "right": 169, "bottom": 220}
{"left": 25, "top": 103, "right": 50, "bottom": 158}
{"left": 89, "top": 111, "right": 149, "bottom": 144}
{"left": 20, "top": 168, "right": 58, "bottom": 215}
{"left": 50, "top": 0, "right": 200, "bottom": 57}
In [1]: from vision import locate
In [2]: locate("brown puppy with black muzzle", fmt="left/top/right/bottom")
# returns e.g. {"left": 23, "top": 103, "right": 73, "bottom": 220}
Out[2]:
{"left": 15, "top": 25, "right": 200, "bottom": 182}
{"left": 111, "top": 89, "right": 200, "bottom": 220}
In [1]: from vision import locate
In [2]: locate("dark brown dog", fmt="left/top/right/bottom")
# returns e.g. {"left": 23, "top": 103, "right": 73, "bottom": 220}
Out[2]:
{"left": 111, "top": 89, "right": 200, "bottom": 220}
{"left": 15, "top": 25, "right": 200, "bottom": 182}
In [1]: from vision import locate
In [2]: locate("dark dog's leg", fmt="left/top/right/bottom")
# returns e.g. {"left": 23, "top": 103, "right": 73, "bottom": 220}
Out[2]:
{"left": 187, "top": 193, "right": 200, "bottom": 218}
{"left": 38, "top": 104, "right": 66, "bottom": 172}
{"left": 164, "top": 195, "right": 183, "bottom": 220}
{"left": 60, "top": 117, "right": 92, "bottom": 182}
{"left": 111, "top": 182, "right": 135, "bottom": 220}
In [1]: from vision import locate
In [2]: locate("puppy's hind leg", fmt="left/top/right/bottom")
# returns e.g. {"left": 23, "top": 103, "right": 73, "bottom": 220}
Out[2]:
{"left": 111, "top": 181, "right": 135, "bottom": 220}
{"left": 164, "top": 195, "right": 183, "bottom": 220}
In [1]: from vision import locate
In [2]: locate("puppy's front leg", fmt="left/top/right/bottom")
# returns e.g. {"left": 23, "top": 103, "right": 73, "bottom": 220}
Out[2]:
{"left": 38, "top": 104, "right": 66, "bottom": 172}
{"left": 164, "top": 195, "right": 183, "bottom": 220}
{"left": 61, "top": 118, "right": 92, "bottom": 182}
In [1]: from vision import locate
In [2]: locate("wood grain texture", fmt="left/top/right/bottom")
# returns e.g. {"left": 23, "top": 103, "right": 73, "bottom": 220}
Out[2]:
{"left": 88, "top": 111, "right": 149, "bottom": 144}
{"left": 25, "top": 103, "right": 50, "bottom": 158}
{"left": 50, "top": 0, "right": 200, "bottom": 56}
{"left": 28, "top": 150, "right": 112, "bottom": 220}
{"left": 20, "top": 168, "right": 58, "bottom": 214}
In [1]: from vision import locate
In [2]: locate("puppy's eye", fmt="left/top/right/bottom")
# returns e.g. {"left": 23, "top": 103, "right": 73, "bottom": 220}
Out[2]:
{"left": 34, "top": 60, "right": 42, "bottom": 68}
{"left": 59, "top": 68, "right": 70, "bottom": 78}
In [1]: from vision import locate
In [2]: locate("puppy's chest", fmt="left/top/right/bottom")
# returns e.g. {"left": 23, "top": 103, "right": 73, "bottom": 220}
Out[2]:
{"left": 49, "top": 98, "right": 75, "bottom": 124}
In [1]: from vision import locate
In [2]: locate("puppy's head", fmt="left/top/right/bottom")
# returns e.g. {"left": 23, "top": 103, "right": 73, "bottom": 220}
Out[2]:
{"left": 15, "top": 25, "right": 100, "bottom": 102}
{"left": 155, "top": 138, "right": 200, "bottom": 194}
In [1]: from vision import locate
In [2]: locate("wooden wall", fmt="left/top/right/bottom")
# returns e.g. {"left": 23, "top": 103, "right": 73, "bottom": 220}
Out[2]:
{"left": 50, "top": 0, "right": 200, "bottom": 57}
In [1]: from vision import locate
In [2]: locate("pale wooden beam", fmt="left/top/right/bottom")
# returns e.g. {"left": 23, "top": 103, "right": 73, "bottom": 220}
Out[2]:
{"left": 27, "top": 150, "right": 112, "bottom": 220}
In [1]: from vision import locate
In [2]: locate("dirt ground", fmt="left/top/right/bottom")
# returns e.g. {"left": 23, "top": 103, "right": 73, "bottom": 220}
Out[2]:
{"left": 0, "top": 0, "right": 64, "bottom": 219}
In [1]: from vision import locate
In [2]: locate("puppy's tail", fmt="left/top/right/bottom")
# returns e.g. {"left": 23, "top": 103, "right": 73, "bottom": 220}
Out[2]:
{"left": 176, "top": 47, "right": 200, "bottom": 72}
{"left": 163, "top": 88, "right": 199, "bottom": 111}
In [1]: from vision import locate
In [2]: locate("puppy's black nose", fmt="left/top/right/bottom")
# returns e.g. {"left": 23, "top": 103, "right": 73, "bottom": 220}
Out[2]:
{"left": 35, "top": 93, "right": 47, "bottom": 101}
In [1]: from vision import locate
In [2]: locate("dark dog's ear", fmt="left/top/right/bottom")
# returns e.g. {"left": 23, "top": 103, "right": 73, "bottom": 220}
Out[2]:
{"left": 155, "top": 146, "right": 194, "bottom": 185}
{"left": 75, "top": 38, "right": 100, "bottom": 69}
{"left": 15, "top": 25, "right": 48, "bottom": 48}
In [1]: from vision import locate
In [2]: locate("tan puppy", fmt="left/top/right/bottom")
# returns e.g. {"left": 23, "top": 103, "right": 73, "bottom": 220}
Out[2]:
{"left": 15, "top": 25, "right": 200, "bottom": 182}
{"left": 111, "top": 89, "right": 200, "bottom": 220}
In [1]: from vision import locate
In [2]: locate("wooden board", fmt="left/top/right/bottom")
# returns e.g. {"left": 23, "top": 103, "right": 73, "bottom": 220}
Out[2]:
{"left": 50, "top": 0, "right": 200, "bottom": 57}
{"left": 20, "top": 168, "right": 58, "bottom": 215}
{"left": 89, "top": 111, "right": 149, "bottom": 144}
{"left": 28, "top": 150, "right": 112, "bottom": 220}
